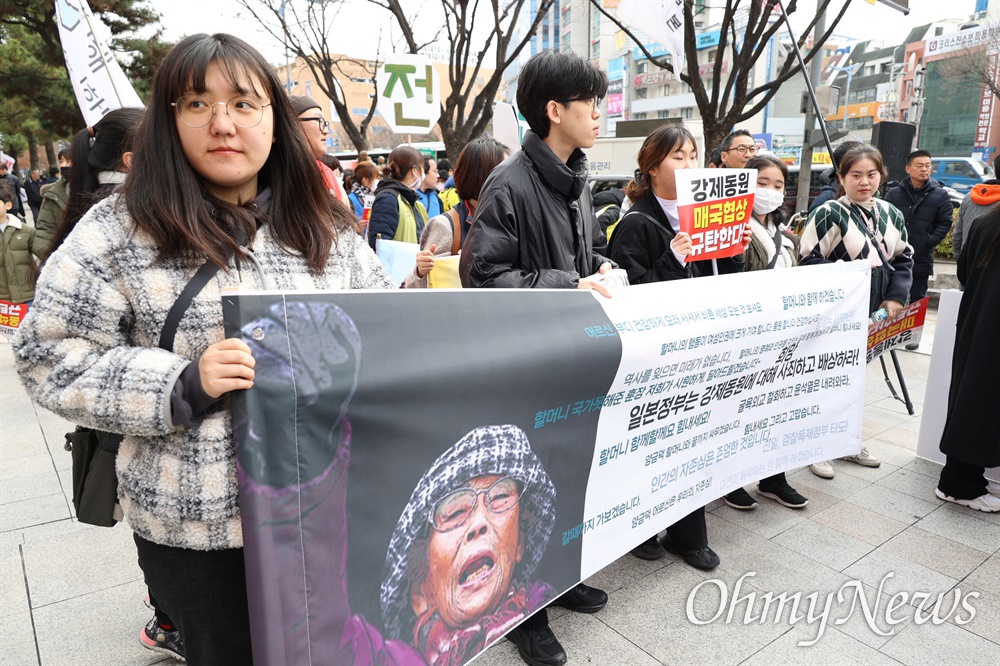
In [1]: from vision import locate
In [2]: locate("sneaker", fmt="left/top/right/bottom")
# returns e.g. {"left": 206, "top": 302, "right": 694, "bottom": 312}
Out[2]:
{"left": 842, "top": 447, "right": 881, "bottom": 467}
{"left": 757, "top": 482, "right": 809, "bottom": 508}
{"left": 631, "top": 535, "right": 667, "bottom": 560}
{"left": 905, "top": 342, "right": 919, "bottom": 351}
{"left": 987, "top": 480, "right": 1000, "bottom": 498}
{"left": 810, "top": 460, "right": 835, "bottom": 479}
{"left": 661, "top": 534, "right": 721, "bottom": 570}
{"left": 508, "top": 625, "right": 567, "bottom": 666}
{"left": 935, "top": 488, "right": 1000, "bottom": 512}
{"left": 550, "top": 583, "right": 607, "bottom": 614}
{"left": 723, "top": 487, "right": 758, "bottom": 510}
{"left": 140, "top": 617, "right": 185, "bottom": 662}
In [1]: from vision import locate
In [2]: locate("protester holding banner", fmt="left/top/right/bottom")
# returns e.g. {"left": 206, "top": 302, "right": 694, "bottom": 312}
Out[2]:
{"left": 606, "top": 124, "right": 726, "bottom": 567}
{"left": 406, "top": 138, "right": 508, "bottom": 289}
{"left": 935, "top": 204, "right": 1000, "bottom": 512}
{"left": 799, "top": 145, "right": 914, "bottom": 478}
{"left": 369, "top": 145, "right": 430, "bottom": 252}
{"left": 13, "top": 33, "right": 395, "bottom": 664}
{"left": 34, "top": 106, "right": 187, "bottom": 659}
{"left": 722, "top": 155, "right": 810, "bottom": 510}
{"left": 459, "top": 50, "right": 612, "bottom": 666}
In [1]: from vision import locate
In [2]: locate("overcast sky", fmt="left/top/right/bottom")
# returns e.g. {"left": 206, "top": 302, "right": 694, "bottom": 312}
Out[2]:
{"left": 151, "top": 0, "right": 981, "bottom": 64}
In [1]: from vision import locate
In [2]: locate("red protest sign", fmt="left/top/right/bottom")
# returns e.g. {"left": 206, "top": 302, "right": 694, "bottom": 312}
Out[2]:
{"left": 866, "top": 298, "right": 928, "bottom": 363}
{"left": 676, "top": 168, "right": 755, "bottom": 262}
{"left": 0, "top": 300, "right": 28, "bottom": 337}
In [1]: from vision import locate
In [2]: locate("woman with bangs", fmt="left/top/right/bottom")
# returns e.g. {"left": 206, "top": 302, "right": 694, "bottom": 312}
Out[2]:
{"left": 798, "top": 145, "right": 913, "bottom": 479}
{"left": 13, "top": 33, "right": 394, "bottom": 663}
{"left": 608, "top": 124, "right": 752, "bottom": 570}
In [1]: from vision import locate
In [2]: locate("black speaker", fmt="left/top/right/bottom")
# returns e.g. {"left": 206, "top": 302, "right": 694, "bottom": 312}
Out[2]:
{"left": 871, "top": 121, "right": 917, "bottom": 184}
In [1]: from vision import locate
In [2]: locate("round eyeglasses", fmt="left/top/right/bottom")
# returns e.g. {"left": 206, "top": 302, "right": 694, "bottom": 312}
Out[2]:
{"left": 172, "top": 95, "right": 271, "bottom": 129}
{"left": 299, "top": 116, "right": 330, "bottom": 132}
{"left": 429, "top": 476, "right": 523, "bottom": 533}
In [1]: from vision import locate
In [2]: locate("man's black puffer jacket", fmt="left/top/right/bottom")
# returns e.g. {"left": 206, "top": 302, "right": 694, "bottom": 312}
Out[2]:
{"left": 460, "top": 131, "right": 611, "bottom": 288}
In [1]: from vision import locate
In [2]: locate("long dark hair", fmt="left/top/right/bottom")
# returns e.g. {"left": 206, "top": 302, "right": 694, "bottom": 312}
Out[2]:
{"left": 454, "top": 138, "right": 508, "bottom": 201}
{"left": 624, "top": 124, "right": 697, "bottom": 202}
{"left": 46, "top": 108, "right": 144, "bottom": 260}
{"left": 124, "top": 33, "right": 348, "bottom": 273}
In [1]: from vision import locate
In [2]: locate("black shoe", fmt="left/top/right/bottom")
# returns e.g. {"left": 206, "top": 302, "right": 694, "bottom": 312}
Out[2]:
{"left": 508, "top": 626, "right": 567, "bottom": 666}
{"left": 550, "top": 583, "right": 608, "bottom": 614}
{"left": 661, "top": 535, "right": 721, "bottom": 570}
{"left": 631, "top": 535, "right": 667, "bottom": 560}
{"left": 723, "top": 487, "right": 759, "bottom": 510}
{"left": 905, "top": 342, "right": 919, "bottom": 351}
{"left": 757, "top": 482, "right": 809, "bottom": 508}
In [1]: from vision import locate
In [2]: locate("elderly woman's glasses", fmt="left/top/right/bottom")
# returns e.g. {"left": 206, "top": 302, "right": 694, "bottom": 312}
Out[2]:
{"left": 429, "top": 476, "right": 523, "bottom": 532}
{"left": 300, "top": 117, "right": 331, "bottom": 132}
{"left": 172, "top": 95, "right": 271, "bottom": 128}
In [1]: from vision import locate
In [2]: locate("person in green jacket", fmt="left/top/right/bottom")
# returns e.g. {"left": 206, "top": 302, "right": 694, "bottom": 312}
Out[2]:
{"left": 0, "top": 184, "right": 42, "bottom": 304}
{"left": 35, "top": 150, "right": 72, "bottom": 252}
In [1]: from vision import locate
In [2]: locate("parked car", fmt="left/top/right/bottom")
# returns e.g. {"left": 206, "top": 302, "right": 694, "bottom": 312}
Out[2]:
{"left": 929, "top": 157, "right": 994, "bottom": 194}
{"left": 589, "top": 173, "right": 631, "bottom": 196}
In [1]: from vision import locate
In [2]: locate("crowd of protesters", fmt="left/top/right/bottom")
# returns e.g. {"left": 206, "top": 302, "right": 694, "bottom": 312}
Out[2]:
{"left": 5, "top": 33, "right": 1000, "bottom": 666}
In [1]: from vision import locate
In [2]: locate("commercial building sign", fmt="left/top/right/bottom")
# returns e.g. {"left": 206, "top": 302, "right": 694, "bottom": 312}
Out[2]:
{"left": 607, "top": 79, "right": 625, "bottom": 118}
{"left": 925, "top": 24, "right": 1000, "bottom": 59}
{"left": 634, "top": 70, "right": 675, "bottom": 89}
{"left": 975, "top": 53, "right": 998, "bottom": 148}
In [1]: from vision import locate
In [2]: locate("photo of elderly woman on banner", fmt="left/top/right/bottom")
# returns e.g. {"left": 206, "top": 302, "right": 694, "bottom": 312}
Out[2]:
{"left": 225, "top": 290, "right": 621, "bottom": 664}
{"left": 224, "top": 259, "right": 869, "bottom": 665}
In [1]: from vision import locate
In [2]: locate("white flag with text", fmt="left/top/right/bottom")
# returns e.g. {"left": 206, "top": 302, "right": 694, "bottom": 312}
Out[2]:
{"left": 55, "top": 0, "right": 143, "bottom": 125}
{"left": 614, "top": 0, "right": 687, "bottom": 73}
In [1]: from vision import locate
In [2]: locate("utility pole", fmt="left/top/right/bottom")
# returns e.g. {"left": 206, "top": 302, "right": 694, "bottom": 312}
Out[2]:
{"left": 796, "top": 11, "right": 826, "bottom": 214}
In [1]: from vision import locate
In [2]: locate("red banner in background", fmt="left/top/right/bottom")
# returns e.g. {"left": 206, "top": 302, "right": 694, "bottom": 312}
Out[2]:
{"left": 0, "top": 300, "right": 28, "bottom": 336}
{"left": 866, "top": 298, "right": 928, "bottom": 363}
{"left": 676, "top": 168, "right": 755, "bottom": 262}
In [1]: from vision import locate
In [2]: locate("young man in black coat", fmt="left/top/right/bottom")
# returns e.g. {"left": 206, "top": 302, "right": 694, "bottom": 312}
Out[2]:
{"left": 883, "top": 150, "right": 954, "bottom": 349}
{"left": 459, "top": 50, "right": 611, "bottom": 666}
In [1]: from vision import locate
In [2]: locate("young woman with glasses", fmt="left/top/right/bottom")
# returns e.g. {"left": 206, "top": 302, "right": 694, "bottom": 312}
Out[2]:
{"left": 13, "top": 33, "right": 394, "bottom": 663}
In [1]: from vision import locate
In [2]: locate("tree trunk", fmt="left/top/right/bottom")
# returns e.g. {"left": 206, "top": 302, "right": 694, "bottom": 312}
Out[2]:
{"left": 27, "top": 132, "right": 39, "bottom": 171}
{"left": 45, "top": 142, "right": 57, "bottom": 167}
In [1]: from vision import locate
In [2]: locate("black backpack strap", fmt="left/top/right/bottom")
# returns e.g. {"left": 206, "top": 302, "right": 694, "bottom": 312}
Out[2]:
{"left": 158, "top": 260, "right": 225, "bottom": 351}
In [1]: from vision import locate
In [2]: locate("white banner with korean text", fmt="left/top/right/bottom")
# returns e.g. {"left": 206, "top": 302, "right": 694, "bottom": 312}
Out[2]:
{"left": 55, "top": 0, "right": 143, "bottom": 125}
{"left": 578, "top": 261, "right": 869, "bottom": 574}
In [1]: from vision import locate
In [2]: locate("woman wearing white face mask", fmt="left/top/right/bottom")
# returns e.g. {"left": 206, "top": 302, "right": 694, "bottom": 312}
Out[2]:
{"left": 720, "top": 155, "right": 811, "bottom": 511}
{"left": 743, "top": 155, "right": 798, "bottom": 271}
{"left": 368, "top": 145, "right": 430, "bottom": 252}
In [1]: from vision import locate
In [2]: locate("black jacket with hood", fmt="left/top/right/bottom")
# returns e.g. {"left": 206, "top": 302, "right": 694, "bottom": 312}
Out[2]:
{"left": 460, "top": 130, "right": 611, "bottom": 289}
{"left": 883, "top": 176, "right": 953, "bottom": 270}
